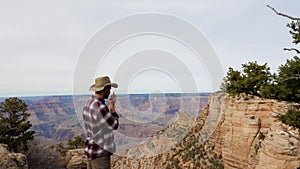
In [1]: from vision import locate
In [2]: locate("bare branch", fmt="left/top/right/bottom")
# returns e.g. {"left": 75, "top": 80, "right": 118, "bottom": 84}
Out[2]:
{"left": 266, "top": 5, "right": 300, "bottom": 20}
{"left": 281, "top": 77, "right": 300, "bottom": 82}
{"left": 283, "top": 48, "right": 300, "bottom": 54}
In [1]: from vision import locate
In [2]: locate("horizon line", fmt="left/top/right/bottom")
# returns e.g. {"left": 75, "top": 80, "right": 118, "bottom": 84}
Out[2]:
{"left": 0, "top": 91, "right": 213, "bottom": 98}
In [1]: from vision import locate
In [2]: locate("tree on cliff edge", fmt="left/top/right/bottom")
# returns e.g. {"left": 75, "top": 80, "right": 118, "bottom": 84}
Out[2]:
{"left": 264, "top": 5, "right": 300, "bottom": 102}
{"left": 277, "top": 56, "right": 300, "bottom": 102}
{"left": 223, "top": 6, "right": 300, "bottom": 103}
{"left": 222, "top": 61, "right": 272, "bottom": 97}
{"left": 0, "top": 97, "right": 35, "bottom": 152}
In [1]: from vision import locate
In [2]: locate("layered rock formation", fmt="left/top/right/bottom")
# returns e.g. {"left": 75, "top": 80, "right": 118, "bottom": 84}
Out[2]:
{"left": 113, "top": 92, "right": 299, "bottom": 168}
{"left": 65, "top": 149, "right": 87, "bottom": 169}
{"left": 0, "top": 144, "right": 28, "bottom": 169}
{"left": 113, "top": 109, "right": 223, "bottom": 168}
{"left": 207, "top": 93, "right": 300, "bottom": 169}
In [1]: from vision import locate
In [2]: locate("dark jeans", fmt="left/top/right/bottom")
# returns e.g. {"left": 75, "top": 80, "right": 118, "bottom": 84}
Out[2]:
{"left": 87, "top": 156, "right": 111, "bottom": 169}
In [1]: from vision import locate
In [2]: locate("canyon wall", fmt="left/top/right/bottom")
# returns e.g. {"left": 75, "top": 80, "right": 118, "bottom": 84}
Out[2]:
{"left": 113, "top": 92, "right": 299, "bottom": 168}
{"left": 207, "top": 93, "right": 299, "bottom": 169}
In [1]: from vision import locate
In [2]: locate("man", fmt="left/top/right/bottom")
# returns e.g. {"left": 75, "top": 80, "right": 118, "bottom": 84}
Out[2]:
{"left": 82, "top": 76, "right": 119, "bottom": 169}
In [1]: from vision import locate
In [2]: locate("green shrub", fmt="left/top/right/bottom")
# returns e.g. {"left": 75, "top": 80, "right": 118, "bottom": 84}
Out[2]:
{"left": 67, "top": 135, "right": 85, "bottom": 149}
{"left": 279, "top": 109, "right": 300, "bottom": 131}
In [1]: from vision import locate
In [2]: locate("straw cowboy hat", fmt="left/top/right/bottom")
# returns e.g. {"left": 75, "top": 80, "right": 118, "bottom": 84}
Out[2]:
{"left": 89, "top": 76, "right": 118, "bottom": 91}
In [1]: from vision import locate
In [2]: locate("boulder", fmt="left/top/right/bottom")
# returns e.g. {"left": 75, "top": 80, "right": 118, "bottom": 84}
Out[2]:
{"left": 65, "top": 148, "right": 87, "bottom": 169}
{"left": 0, "top": 144, "right": 28, "bottom": 169}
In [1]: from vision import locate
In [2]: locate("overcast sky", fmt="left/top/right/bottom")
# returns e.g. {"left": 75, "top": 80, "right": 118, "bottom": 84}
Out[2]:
{"left": 1, "top": 0, "right": 300, "bottom": 97}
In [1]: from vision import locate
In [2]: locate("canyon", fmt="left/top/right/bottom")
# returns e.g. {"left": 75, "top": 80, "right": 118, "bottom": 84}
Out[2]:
{"left": 1, "top": 92, "right": 299, "bottom": 168}
{"left": 24, "top": 93, "right": 209, "bottom": 147}
{"left": 112, "top": 93, "right": 300, "bottom": 168}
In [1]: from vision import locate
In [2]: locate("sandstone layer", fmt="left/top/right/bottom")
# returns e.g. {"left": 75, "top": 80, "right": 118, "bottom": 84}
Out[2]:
{"left": 207, "top": 93, "right": 300, "bottom": 169}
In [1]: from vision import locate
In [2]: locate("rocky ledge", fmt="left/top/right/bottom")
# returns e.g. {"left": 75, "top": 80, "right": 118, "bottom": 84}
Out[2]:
{"left": 0, "top": 144, "right": 28, "bottom": 169}
{"left": 208, "top": 93, "right": 300, "bottom": 169}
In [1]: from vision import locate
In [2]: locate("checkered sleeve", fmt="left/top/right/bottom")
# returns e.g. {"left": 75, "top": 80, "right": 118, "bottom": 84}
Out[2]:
{"left": 98, "top": 102, "right": 119, "bottom": 130}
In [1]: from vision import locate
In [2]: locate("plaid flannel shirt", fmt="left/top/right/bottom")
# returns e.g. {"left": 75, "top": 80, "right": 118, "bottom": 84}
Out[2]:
{"left": 83, "top": 95, "right": 119, "bottom": 160}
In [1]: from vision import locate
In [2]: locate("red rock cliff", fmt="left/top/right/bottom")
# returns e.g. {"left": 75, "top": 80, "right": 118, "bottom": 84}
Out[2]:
{"left": 205, "top": 93, "right": 300, "bottom": 169}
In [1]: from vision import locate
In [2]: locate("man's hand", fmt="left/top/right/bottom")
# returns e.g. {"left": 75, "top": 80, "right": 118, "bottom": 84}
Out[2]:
{"left": 109, "top": 92, "right": 116, "bottom": 112}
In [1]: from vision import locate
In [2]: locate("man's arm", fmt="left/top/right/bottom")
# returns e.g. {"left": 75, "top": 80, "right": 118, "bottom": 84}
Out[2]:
{"left": 99, "top": 104, "right": 119, "bottom": 130}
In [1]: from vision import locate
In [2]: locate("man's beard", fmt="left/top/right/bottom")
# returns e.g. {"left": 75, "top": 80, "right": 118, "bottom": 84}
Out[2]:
{"left": 104, "top": 93, "right": 109, "bottom": 99}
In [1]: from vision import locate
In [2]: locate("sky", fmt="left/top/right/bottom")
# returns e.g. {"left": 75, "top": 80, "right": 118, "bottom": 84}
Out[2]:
{"left": 1, "top": 0, "right": 300, "bottom": 97}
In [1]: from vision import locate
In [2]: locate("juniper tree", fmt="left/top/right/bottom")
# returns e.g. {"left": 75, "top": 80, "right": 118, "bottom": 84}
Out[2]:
{"left": 0, "top": 97, "right": 35, "bottom": 152}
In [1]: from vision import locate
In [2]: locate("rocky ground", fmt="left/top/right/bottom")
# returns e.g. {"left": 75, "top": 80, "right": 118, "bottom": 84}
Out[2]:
{"left": 0, "top": 144, "right": 28, "bottom": 169}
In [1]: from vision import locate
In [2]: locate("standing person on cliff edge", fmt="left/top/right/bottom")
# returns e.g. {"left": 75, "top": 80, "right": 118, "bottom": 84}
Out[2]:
{"left": 82, "top": 76, "right": 119, "bottom": 169}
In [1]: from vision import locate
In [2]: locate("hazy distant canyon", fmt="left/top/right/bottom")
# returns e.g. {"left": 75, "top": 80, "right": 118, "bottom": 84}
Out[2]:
{"left": 22, "top": 93, "right": 210, "bottom": 146}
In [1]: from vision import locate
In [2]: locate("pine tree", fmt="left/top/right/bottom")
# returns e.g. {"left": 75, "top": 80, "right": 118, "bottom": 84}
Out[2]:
{"left": 0, "top": 97, "right": 35, "bottom": 152}
{"left": 277, "top": 56, "right": 300, "bottom": 102}
{"left": 222, "top": 62, "right": 272, "bottom": 97}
